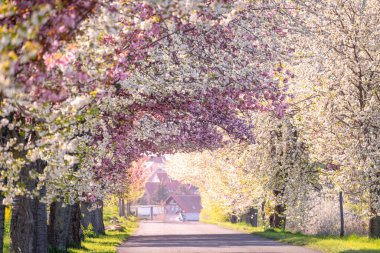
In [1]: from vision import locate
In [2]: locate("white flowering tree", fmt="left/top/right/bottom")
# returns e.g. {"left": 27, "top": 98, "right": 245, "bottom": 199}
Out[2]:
{"left": 288, "top": 0, "right": 380, "bottom": 237}
{"left": 166, "top": 111, "right": 318, "bottom": 229}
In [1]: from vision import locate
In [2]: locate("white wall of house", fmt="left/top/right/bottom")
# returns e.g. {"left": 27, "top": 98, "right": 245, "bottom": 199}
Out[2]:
{"left": 184, "top": 212, "right": 200, "bottom": 221}
{"left": 131, "top": 205, "right": 164, "bottom": 218}
{"left": 138, "top": 206, "right": 151, "bottom": 217}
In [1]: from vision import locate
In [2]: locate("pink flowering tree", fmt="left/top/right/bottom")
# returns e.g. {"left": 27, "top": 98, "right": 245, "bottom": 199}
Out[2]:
{"left": 0, "top": 0, "right": 295, "bottom": 252}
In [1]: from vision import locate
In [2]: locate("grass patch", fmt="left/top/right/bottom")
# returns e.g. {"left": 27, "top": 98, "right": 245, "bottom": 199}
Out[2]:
{"left": 203, "top": 220, "right": 380, "bottom": 253}
{"left": 4, "top": 220, "right": 10, "bottom": 253}
{"left": 68, "top": 205, "right": 138, "bottom": 253}
{"left": 4, "top": 206, "right": 11, "bottom": 253}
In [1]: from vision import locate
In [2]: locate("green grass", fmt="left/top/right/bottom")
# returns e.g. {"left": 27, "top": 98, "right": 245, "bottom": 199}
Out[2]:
{"left": 68, "top": 205, "right": 138, "bottom": 253}
{"left": 4, "top": 207, "right": 11, "bottom": 253}
{"left": 203, "top": 220, "right": 380, "bottom": 253}
{"left": 4, "top": 220, "right": 10, "bottom": 253}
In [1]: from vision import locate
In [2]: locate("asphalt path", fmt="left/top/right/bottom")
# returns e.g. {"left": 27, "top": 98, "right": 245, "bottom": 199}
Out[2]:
{"left": 117, "top": 221, "right": 320, "bottom": 253}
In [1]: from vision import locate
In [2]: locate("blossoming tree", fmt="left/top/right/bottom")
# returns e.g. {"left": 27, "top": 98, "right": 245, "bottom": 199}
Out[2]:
{"left": 1, "top": 0, "right": 295, "bottom": 252}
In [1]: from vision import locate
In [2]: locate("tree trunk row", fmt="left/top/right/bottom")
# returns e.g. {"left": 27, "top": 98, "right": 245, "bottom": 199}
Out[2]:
{"left": 9, "top": 198, "right": 105, "bottom": 253}
{"left": 117, "top": 199, "right": 133, "bottom": 217}
{"left": 0, "top": 159, "right": 105, "bottom": 252}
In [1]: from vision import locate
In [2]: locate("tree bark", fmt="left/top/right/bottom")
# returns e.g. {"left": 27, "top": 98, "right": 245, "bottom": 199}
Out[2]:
{"left": 48, "top": 201, "right": 78, "bottom": 251}
{"left": 67, "top": 202, "right": 81, "bottom": 247}
{"left": 80, "top": 200, "right": 105, "bottom": 235}
{"left": 369, "top": 216, "right": 380, "bottom": 238}
{"left": 10, "top": 160, "right": 48, "bottom": 253}
{"left": 230, "top": 214, "right": 237, "bottom": 223}
{"left": 269, "top": 203, "right": 286, "bottom": 229}
{"left": 261, "top": 201, "right": 266, "bottom": 226}
{"left": 10, "top": 193, "right": 48, "bottom": 253}
{"left": 118, "top": 198, "right": 125, "bottom": 217}
{"left": 36, "top": 186, "right": 48, "bottom": 253}
{"left": 48, "top": 200, "right": 82, "bottom": 249}
{"left": 0, "top": 194, "right": 5, "bottom": 253}
{"left": 368, "top": 169, "right": 380, "bottom": 238}
{"left": 48, "top": 201, "right": 82, "bottom": 250}
{"left": 66, "top": 165, "right": 82, "bottom": 247}
{"left": 126, "top": 201, "right": 131, "bottom": 216}
{"left": 269, "top": 190, "right": 286, "bottom": 229}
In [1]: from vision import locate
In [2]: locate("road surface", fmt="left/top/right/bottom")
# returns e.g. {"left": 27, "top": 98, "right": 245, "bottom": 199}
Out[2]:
{"left": 117, "top": 221, "right": 320, "bottom": 253}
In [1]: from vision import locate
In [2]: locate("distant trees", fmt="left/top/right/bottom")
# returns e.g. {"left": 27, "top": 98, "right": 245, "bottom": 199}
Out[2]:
{"left": 166, "top": 112, "right": 318, "bottom": 229}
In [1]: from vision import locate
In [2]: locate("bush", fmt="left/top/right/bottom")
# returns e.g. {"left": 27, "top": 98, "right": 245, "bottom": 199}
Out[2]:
{"left": 82, "top": 224, "right": 98, "bottom": 239}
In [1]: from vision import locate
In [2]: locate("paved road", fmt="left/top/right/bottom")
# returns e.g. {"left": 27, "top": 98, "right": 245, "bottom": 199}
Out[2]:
{"left": 117, "top": 221, "right": 320, "bottom": 253}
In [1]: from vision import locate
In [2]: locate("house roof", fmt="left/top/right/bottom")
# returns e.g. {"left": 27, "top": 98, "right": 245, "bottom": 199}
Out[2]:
{"left": 166, "top": 180, "right": 181, "bottom": 192}
{"left": 156, "top": 172, "right": 169, "bottom": 183}
{"left": 165, "top": 195, "right": 202, "bottom": 213}
{"left": 145, "top": 182, "right": 160, "bottom": 197}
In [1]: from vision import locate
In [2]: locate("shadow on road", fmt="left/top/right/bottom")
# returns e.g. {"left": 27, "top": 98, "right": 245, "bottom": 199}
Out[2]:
{"left": 126, "top": 234, "right": 282, "bottom": 248}
{"left": 118, "top": 221, "right": 320, "bottom": 253}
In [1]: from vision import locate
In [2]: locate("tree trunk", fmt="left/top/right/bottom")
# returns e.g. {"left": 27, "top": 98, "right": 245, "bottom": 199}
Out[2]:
{"left": 369, "top": 216, "right": 380, "bottom": 238}
{"left": 80, "top": 200, "right": 105, "bottom": 235}
{"left": 48, "top": 200, "right": 81, "bottom": 249}
{"left": 10, "top": 195, "right": 34, "bottom": 253}
{"left": 10, "top": 160, "right": 48, "bottom": 253}
{"left": 67, "top": 202, "right": 81, "bottom": 247}
{"left": 126, "top": 202, "right": 131, "bottom": 216}
{"left": 368, "top": 170, "right": 380, "bottom": 238}
{"left": 261, "top": 201, "right": 266, "bottom": 226}
{"left": 48, "top": 201, "right": 72, "bottom": 251}
{"left": 0, "top": 194, "right": 5, "bottom": 253}
{"left": 10, "top": 191, "right": 48, "bottom": 253}
{"left": 339, "top": 191, "right": 345, "bottom": 237}
{"left": 269, "top": 203, "right": 286, "bottom": 229}
{"left": 67, "top": 165, "right": 82, "bottom": 247}
{"left": 118, "top": 198, "right": 125, "bottom": 217}
{"left": 230, "top": 214, "right": 237, "bottom": 223}
{"left": 269, "top": 190, "right": 286, "bottom": 230}
{"left": 36, "top": 186, "right": 48, "bottom": 253}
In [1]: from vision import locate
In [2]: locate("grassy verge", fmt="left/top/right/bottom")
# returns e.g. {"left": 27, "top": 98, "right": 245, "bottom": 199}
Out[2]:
{"left": 203, "top": 220, "right": 380, "bottom": 253}
{"left": 4, "top": 207, "right": 11, "bottom": 253}
{"left": 68, "top": 205, "right": 138, "bottom": 253}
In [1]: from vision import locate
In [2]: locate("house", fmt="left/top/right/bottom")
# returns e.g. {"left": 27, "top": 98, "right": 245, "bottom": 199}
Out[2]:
{"left": 135, "top": 156, "right": 201, "bottom": 221}
{"left": 165, "top": 195, "right": 202, "bottom": 221}
{"left": 138, "top": 163, "right": 185, "bottom": 204}
{"left": 186, "top": 184, "right": 199, "bottom": 195}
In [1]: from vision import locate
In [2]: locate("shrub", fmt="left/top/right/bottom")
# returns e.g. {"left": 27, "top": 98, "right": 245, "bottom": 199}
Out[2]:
{"left": 82, "top": 224, "right": 98, "bottom": 239}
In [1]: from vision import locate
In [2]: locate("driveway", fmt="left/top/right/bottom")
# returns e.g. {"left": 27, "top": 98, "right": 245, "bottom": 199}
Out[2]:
{"left": 117, "top": 221, "right": 320, "bottom": 253}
